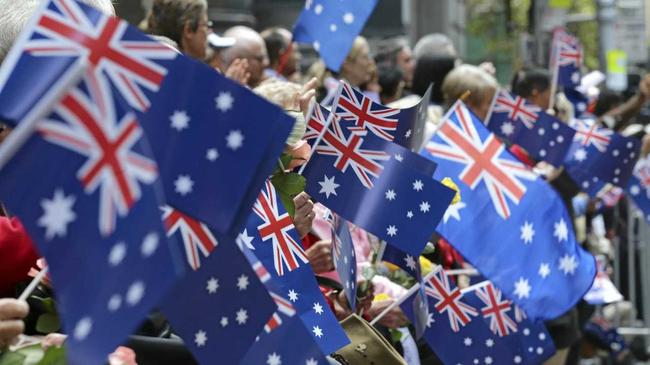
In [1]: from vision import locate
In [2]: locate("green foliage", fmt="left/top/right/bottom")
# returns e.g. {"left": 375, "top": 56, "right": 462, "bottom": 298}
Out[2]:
{"left": 270, "top": 153, "right": 306, "bottom": 217}
{"left": 35, "top": 314, "right": 60, "bottom": 335}
{"left": 0, "top": 352, "right": 26, "bottom": 365}
{"left": 35, "top": 347, "right": 65, "bottom": 365}
{"left": 0, "top": 345, "right": 65, "bottom": 365}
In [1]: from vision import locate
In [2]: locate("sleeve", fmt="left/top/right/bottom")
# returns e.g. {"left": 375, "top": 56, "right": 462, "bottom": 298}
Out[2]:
{"left": 0, "top": 216, "right": 39, "bottom": 296}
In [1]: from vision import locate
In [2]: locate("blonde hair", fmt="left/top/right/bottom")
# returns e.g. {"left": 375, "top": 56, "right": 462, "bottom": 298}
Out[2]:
{"left": 254, "top": 80, "right": 305, "bottom": 146}
{"left": 442, "top": 64, "right": 498, "bottom": 108}
{"left": 346, "top": 36, "right": 368, "bottom": 62}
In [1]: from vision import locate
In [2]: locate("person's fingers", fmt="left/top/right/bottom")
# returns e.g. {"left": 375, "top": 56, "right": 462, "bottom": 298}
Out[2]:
{"left": 0, "top": 299, "right": 28, "bottom": 321}
{"left": 0, "top": 319, "right": 24, "bottom": 341}
{"left": 293, "top": 192, "right": 310, "bottom": 207}
{"left": 301, "top": 77, "right": 319, "bottom": 94}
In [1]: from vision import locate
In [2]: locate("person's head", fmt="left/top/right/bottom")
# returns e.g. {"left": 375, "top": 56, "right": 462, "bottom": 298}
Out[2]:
{"left": 261, "top": 27, "right": 300, "bottom": 80}
{"left": 593, "top": 89, "right": 624, "bottom": 117}
{"left": 0, "top": 0, "right": 115, "bottom": 63}
{"left": 340, "top": 36, "right": 372, "bottom": 87}
{"left": 222, "top": 26, "right": 269, "bottom": 87}
{"left": 511, "top": 68, "right": 551, "bottom": 110}
{"left": 412, "top": 54, "right": 457, "bottom": 105}
{"left": 147, "top": 0, "right": 210, "bottom": 60}
{"left": 377, "top": 64, "right": 404, "bottom": 105}
{"left": 442, "top": 64, "right": 499, "bottom": 121}
{"left": 413, "top": 33, "right": 458, "bottom": 61}
{"left": 375, "top": 38, "right": 415, "bottom": 88}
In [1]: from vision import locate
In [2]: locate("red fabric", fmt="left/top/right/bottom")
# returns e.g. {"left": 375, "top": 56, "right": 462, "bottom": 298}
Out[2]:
{"left": 509, "top": 144, "right": 536, "bottom": 167}
{"left": 301, "top": 232, "right": 319, "bottom": 251}
{"left": 437, "top": 238, "right": 465, "bottom": 270}
{"left": 0, "top": 217, "right": 39, "bottom": 297}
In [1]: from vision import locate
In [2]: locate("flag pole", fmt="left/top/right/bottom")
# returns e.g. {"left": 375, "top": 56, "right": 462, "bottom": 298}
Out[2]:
{"left": 18, "top": 267, "right": 49, "bottom": 302}
{"left": 369, "top": 268, "right": 438, "bottom": 326}
{"left": 548, "top": 34, "right": 560, "bottom": 112}
{"left": 483, "top": 88, "right": 499, "bottom": 127}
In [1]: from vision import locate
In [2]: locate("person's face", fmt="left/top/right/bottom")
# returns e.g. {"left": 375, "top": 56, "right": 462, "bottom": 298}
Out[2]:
{"left": 342, "top": 42, "right": 372, "bottom": 87}
{"left": 396, "top": 46, "right": 415, "bottom": 87}
{"left": 243, "top": 41, "right": 269, "bottom": 87}
{"left": 183, "top": 12, "right": 211, "bottom": 60}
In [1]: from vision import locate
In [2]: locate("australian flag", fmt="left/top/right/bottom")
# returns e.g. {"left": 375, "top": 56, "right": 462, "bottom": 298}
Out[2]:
{"left": 422, "top": 101, "right": 596, "bottom": 320}
{"left": 138, "top": 56, "right": 295, "bottom": 238}
{"left": 160, "top": 239, "right": 276, "bottom": 365}
{"left": 237, "top": 180, "right": 349, "bottom": 354}
{"left": 401, "top": 267, "right": 556, "bottom": 365}
{"left": 381, "top": 244, "right": 430, "bottom": 338}
{"left": 0, "top": 0, "right": 295, "bottom": 240}
{"left": 0, "top": 76, "right": 184, "bottom": 364}
{"left": 303, "top": 108, "right": 455, "bottom": 257}
{"left": 239, "top": 246, "right": 330, "bottom": 365}
{"left": 564, "top": 118, "right": 640, "bottom": 191}
{"left": 551, "top": 28, "right": 583, "bottom": 88}
{"left": 486, "top": 89, "right": 575, "bottom": 167}
{"left": 305, "top": 101, "right": 437, "bottom": 176}
{"left": 334, "top": 81, "right": 433, "bottom": 151}
{"left": 326, "top": 210, "right": 358, "bottom": 311}
{"left": 293, "top": 0, "right": 378, "bottom": 72}
{"left": 627, "top": 156, "right": 650, "bottom": 223}
{"left": 0, "top": 0, "right": 178, "bottom": 125}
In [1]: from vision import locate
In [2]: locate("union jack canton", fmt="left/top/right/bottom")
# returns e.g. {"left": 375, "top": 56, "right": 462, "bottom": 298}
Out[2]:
{"left": 303, "top": 109, "right": 455, "bottom": 257}
{"left": 0, "top": 0, "right": 177, "bottom": 125}
{"left": 486, "top": 89, "right": 576, "bottom": 167}
{"left": 401, "top": 268, "right": 556, "bottom": 365}
{"left": 422, "top": 101, "right": 596, "bottom": 320}
{"left": 0, "top": 77, "right": 183, "bottom": 365}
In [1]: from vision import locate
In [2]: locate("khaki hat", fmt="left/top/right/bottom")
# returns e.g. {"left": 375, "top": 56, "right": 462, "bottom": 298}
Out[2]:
{"left": 332, "top": 314, "right": 407, "bottom": 365}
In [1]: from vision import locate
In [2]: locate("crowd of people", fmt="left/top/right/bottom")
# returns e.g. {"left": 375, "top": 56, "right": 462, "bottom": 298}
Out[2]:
{"left": 2, "top": 0, "right": 650, "bottom": 364}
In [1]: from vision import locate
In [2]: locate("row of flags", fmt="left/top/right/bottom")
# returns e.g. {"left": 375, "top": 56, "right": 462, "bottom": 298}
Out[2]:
{"left": 0, "top": 0, "right": 634, "bottom": 363}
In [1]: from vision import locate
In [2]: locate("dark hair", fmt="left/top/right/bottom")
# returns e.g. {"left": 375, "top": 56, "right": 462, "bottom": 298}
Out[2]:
{"left": 593, "top": 89, "right": 624, "bottom": 117}
{"left": 262, "top": 28, "right": 289, "bottom": 67}
{"left": 147, "top": 0, "right": 206, "bottom": 46}
{"left": 511, "top": 68, "right": 550, "bottom": 98}
{"left": 374, "top": 38, "right": 406, "bottom": 66}
{"left": 411, "top": 55, "right": 456, "bottom": 105}
{"left": 377, "top": 64, "right": 403, "bottom": 101}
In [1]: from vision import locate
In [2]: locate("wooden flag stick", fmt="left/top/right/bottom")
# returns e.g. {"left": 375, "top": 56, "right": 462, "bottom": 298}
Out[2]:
{"left": 18, "top": 266, "right": 49, "bottom": 301}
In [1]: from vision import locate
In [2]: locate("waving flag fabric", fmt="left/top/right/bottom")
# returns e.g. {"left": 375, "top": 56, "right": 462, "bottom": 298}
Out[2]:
{"left": 0, "top": 78, "right": 183, "bottom": 365}
{"left": 293, "top": 0, "right": 378, "bottom": 72}
{"left": 564, "top": 118, "right": 640, "bottom": 190}
{"left": 0, "top": 0, "right": 295, "bottom": 240}
{"left": 0, "top": 0, "right": 177, "bottom": 125}
{"left": 423, "top": 101, "right": 596, "bottom": 319}
{"left": 305, "top": 102, "right": 437, "bottom": 176}
{"left": 138, "top": 56, "right": 295, "bottom": 239}
{"left": 486, "top": 89, "right": 575, "bottom": 167}
{"left": 627, "top": 156, "right": 650, "bottom": 222}
{"left": 551, "top": 28, "right": 583, "bottom": 88}
{"left": 401, "top": 267, "right": 555, "bottom": 365}
{"left": 334, "top": 81, "right": 433, "bottom": 151}
{"left": 303, "top": 110, "right": 454, "bottom": 257}
{"left": 238, "top": 181, "right": 349, "bottom": 354}
{"left": 239, "top": 246, "right": 330, "bottom": 365}
{"left": 326, "top": 211, "right": 358, "bottom": 310}
{"left": 161, "top": 240, "right": 275, "bottom": 365}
